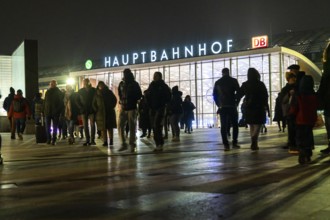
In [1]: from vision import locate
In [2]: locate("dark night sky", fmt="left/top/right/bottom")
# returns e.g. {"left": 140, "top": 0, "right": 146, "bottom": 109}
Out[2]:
{"left": 0, "top": 0, "right": 329, "bottom": 67}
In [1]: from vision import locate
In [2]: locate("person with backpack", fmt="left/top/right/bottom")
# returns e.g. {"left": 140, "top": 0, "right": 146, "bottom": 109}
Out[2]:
{"left": 8, "top": 89, "right": 31, "bottom": 140}
{"left": 117, "top": 69, "right": 142, "bottom": 152}
{"left": 3, "top": 87, "right": 15, "bottom": 139}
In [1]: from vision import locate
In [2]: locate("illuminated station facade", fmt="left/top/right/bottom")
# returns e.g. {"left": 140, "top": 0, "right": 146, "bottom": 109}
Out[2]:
{"left": 67, "top": 35, "right": 322, "bottom": 128}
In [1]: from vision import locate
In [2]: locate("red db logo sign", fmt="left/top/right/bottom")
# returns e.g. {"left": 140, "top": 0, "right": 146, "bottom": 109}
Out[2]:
{"left": 252, "top": 35, "right": 268, "bottom": 49}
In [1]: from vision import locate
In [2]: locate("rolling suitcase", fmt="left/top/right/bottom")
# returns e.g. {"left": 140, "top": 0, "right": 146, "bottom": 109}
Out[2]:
{"left": 35, "top": 118, "right": 47, "bottom": 143}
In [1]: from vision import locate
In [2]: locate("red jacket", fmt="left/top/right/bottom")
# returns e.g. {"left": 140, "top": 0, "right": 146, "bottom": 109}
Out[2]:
{"left": 292, "top": 95, "right": 318, "bottom": 126}
{"left": 8, "top": 95, "right": 31, "bottom": 119}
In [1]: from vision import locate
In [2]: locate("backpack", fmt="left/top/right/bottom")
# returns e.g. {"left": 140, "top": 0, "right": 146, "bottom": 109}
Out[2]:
{"left": 13, "top": 99, "right": 24, "bottom": 112}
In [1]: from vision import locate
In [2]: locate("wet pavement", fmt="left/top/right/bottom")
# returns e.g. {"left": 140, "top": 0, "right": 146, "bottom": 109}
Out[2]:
{"left": 1, "top": 126, "right": 330, "bottom": 220}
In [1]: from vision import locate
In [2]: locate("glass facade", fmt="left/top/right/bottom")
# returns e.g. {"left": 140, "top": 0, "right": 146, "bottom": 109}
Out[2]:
{"left": 70, "top": 48, "right": 320, "bottom": 128}
{"left": 0, "top": 56, "right": 12, "bottom": 116}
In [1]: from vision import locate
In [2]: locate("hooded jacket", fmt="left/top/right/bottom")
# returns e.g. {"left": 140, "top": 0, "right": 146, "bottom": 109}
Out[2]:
{"left": 8, "top": 94, "right": 31, "bottom": 119}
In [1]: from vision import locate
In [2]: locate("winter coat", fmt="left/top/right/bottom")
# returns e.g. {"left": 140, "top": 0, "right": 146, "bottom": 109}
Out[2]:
{"left": 280, "top": 83, "right": 296, "bottom": 117}
{"left": 64, "top": 91, "right": 79, "bottom": 122}
{"left": 118, "top": 79, "right": 142, "bottom": 111}
{"left": 92, "top": 88, "right": 117, "bottom": 130}
{"left": 182, "top": 101, "right": 195, "bottom": 122}
{"left": 238, "top": 79, "right": 268, "bottom": 124}
{"left": 3, "top": 93, "right": 15, "bottom": 112}
{"left": 44, "top": 87, "right": 64, "bottom": 117}
{"left": 213, "top": 75, "right": 240, "bottom": 108}
{"left": 146, "top": 80, "right": 171, "bottom": 110}
{"left": 168, "top": 90, "right": 183, "bottom": 115}
{"left": 8, "top": 95, "right": 31, "bottom": 119}
{"left": 77, "top": 86, "right": 97, "bottom": 115}
{"left": 138, "top": 96, "right": 150, "bottom": 129}
{"left": 273, "top": 96, "right": 283, "bottom": 121}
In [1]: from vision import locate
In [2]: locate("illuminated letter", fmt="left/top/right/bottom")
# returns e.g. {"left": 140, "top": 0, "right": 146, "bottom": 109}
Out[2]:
{"left": 184, "top": 45, "right": 194, "bottom": 57}
{"left": 172, "top": 47, "right": 180, "bottom": 59}
{"left": 105, "top": 57, "right": 111, "bottom": 67}
{"left": 150, "top": 51, "right": 157, "bottom": 62}
{"left": 140, "top": 51, "right": 147, "bottom": 63}
{"left": 211, "top": 42, "right": 222, "bottom": 54}
{"left": 160, "top": 50, "right": 168, "bottom": 61}
{"left": 122, "top": 54, "right": 129, "bottom": 65}
{"left": 112, "top": 56, "right": 119, "bottom": 66}
{"left": 198, "top": 43, "right": 206, "bottom": 56}
{"left": 227, "top": 39, "right": 233, "bottom": 52}
{"left": 132, "top": 53, "right": 139, "bottom": 64}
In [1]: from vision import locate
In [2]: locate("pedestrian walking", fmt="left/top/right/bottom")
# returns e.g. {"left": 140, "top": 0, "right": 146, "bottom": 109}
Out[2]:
{"left": 8, "top": 89, "right": 31, "bottom": 140}
{"left": 63, "top": 85, "right": 79, "bottom": 144}
{"left": 273, "top": 92, "right": 286, "bottom": 132}
{"left": 182, "top": 95, "right": 195, "bottom": 134}
{"left": 280, "top": 72, "right": 297, "bottom": 152}
{"left": 237, "top": 68, "right": 269, "bottom": 151}
{"left": 213, "top": 67, "right": 240, "bottom": 151}
{"left": 76, "top": 78, "right": 97, "bottom": 146}
{"left": 3, "top": 87, "right": 15, "bottom": 139}
{"left": 145, "top": 71, "right": 171, "bottom": 152}
{"left": 93, "top": 81, "right": 117, "bottom": 147}
{"left": 117, "top": 68, "right": 142, "bottom": 152}
{"left": 290, "top": 75, "right": 318, "bottom": 164}
{"left": 138, "top": 90, "right": 151, "bottom": 138}
{"left": 44, "top": 80, "right": 64, "bottom": 145}
{"left": 168, "top": 86, "right": 183, "bottom": 142}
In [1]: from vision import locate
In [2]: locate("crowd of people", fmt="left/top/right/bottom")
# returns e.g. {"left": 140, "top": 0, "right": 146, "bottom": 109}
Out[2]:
{"left": 213, "top": 42, "right": 330, "bottom": 164}
{"left": 1, "top": 43, "right": 329, "bottom": 164}
{"left": 0, "top": 69, "right": 196, "bottom": 154}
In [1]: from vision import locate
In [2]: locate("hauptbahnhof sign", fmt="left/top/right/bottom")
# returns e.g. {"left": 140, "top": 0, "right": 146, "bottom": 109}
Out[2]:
{"left": 104, "top": 40, "right": 233, "bottom": 68}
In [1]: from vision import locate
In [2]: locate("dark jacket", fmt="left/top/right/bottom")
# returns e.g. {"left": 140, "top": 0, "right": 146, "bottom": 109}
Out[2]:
{"left": 273, "top": 95, "right": 283, "bottom": 122}
{"left": 238, "top": 74, "right": 268, "bottom": 124}
{"left": 146, "top": 80, "right": 171, "bottom": 110}
{"left": 317, "top": 62, "right": 330, "bottom": 116}
{"left": 182, "top": 101, "right": 195, "bottom": 122}
{"left": 169, "top": 87, "right": 183, "bottom": 115}
{"left": 77, "top": 86, "right": 97, "bottom": 115}
{"left": 280, "top": 83, "right": 296, "bottom": 117}
{"left": 118, "top": 80, "right": 142, "bottom": 111}
{"left": 3, "top": 93, "right": 15, "bottom": 112}
{"left": 213, "top": 75, "right": 240, "bottom": 108}
{"left": 44, "top": 87, "right": 64, "bottom": 117}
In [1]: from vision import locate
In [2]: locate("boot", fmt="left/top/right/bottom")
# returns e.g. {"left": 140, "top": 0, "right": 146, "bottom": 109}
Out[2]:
{"left": 251, "top": 137, "right": 259, "bottom": 151}
{"left": 298, "top": 149, "right": 306, "bottom": 165}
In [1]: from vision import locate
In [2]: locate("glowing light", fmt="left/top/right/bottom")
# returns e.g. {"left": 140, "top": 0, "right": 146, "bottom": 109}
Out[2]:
{"left": 66, "top": 78, "right": 75, "bottom": 85}
{"left": 85, "top": 60, "right": 93, "bottom": 69}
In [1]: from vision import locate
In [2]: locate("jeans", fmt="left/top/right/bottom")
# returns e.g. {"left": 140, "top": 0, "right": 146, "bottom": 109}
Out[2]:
{"left": 219, "top": 107, "right": 239, "bottom": 145}
{"left": 45, "top": 115, "right": 60, "bottom": 143}
{"left": 66, "top": 120, "right": 75, "bottom": 138}
{"left": 118, "top": 109, "right": 137, "bottom": 146}
{"left": 15, "top": 118, "right": 26, "bottom": 134}
{"left": 170, "top": 113, "right": 181, "bottom": 137}
{"left": 150, "top": 108, "right": 165, "bottom": 146}
{"left": 82, "top": 114, "right": 96, "bottom": 143}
